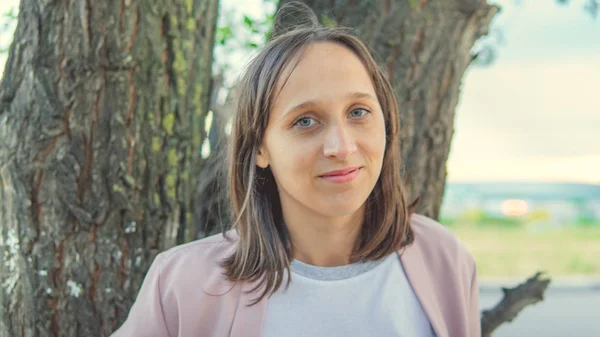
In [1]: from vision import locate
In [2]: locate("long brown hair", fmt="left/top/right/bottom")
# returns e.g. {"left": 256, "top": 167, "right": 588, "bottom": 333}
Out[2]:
{"left": 221, "top": 3, "right": 416, "bottom": 305}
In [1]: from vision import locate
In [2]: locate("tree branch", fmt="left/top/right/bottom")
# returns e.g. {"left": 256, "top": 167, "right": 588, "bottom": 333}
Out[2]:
{"left": 481, "top": 272, "right": 551, "bottom": 337}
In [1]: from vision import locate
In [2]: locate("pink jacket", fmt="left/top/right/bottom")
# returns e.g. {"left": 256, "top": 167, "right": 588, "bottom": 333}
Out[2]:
{"left": 111, "top": 214, "right": 480, "bottom": 337}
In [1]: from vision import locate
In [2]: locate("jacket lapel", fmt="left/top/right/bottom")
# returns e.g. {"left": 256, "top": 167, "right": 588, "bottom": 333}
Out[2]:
{"left": 398, "top": 245, "right": 448, "bottom": 337}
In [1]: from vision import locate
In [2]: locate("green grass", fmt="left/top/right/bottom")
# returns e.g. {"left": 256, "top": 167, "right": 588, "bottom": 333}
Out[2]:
{"left": 450, "top": 225, "right": 600, "bottom": 277}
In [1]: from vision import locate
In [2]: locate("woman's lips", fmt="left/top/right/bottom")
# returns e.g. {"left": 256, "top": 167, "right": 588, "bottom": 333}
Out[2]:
{"left": 319, "top": 167, "right": 361, "bottom": 183}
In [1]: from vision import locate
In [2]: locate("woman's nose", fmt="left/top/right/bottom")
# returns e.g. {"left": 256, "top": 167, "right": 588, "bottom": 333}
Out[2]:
{"left": 323, "top": 124, "right": 357, "bottom": 160}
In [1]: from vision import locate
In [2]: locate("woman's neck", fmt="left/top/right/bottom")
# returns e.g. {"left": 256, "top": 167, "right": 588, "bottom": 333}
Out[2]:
{"left": 283, "top": 206, "right": 364, "bottom": 267}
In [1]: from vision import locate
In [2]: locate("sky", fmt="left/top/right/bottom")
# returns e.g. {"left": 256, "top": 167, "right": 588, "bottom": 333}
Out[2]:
{"left": 1, "top": 0, "right": 598, "bottom": 184}
{"left": 448, "top": 0, "right": 600, "bottom": 184}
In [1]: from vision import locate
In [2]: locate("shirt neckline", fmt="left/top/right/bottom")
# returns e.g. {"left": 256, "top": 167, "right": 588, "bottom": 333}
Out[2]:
{"left": 289, "top": 254, "right": 392, "bottom": 281}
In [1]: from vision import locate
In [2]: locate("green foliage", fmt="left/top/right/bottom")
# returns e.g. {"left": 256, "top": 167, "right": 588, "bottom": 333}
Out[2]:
{"left": 243, "top": 15, "right": 256, "bottom": 32}
{"left": 439, "top": 216, "right": 456, "bottom": 227}
{"left": 241, "top": 13, "right": 275, "bottom": 49}
{"left": 452, "top": 209, "right": 525, "bottom": 229}
{"left": 263, "top": 12, "right": 275, "bottom": 42}
{"left": 215, "top": 6, "right": 275, "bottom": 53}
{"left": 212, "top": 1, "right": 277, "bottom": 81}
{"left": 2, "top": 7, "right": 17, "bottom": 21}
{"left": 573, "top": 216, "right": 600, "bottom": 227}
{"left": 526, "top": 209, "right": 550, "bottom": 222}
{"left": 0, "top": 7, "right": 18, "bottom": 54}
{"left": 320, "top": 14, "right": 336, "bottom": 28}
{"left": 477, "top": 215, "right": 523, "bottom": 228}
{"left": 215, "top": 25, "right": 233, "bottom": 46}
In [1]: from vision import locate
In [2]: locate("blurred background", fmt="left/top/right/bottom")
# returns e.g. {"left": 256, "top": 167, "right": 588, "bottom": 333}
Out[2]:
{"left": 1, "top": 0, "right": 598, "bottom": 336}
{"left": 446, "top": 0, "right": 600, "bottom": 282}
{"left": 211, "top": 0, "right": 600, "bottom": 280}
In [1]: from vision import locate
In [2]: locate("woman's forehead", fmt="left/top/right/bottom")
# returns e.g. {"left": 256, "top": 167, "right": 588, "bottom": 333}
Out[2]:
{"left": 271, "top": 42, "right": 377, "bottom": 116}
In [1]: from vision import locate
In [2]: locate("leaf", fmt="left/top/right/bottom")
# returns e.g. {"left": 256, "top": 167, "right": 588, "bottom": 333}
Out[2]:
{"left": 3, "top": 7, "right": 18, "bottom": 20}
{"left": 320, "top": 14, "right": 336, "bottom": 28}
{"left": 243, "top": 15, "right": 254, "bottom": 29}
{"left": 216, "top": 25, "right": 233, "bottom": 45}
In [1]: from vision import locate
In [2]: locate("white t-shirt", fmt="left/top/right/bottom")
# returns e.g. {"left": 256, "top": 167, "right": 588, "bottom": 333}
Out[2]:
{"left": 261, "top": 252, "right": 436, "bottom": 337}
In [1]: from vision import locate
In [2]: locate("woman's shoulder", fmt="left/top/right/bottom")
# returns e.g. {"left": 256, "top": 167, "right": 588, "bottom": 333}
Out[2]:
{"left": 160, "top": 230, "right": 238, "bottom": 263}
{"left": 409, "top": 213, "right": 476, "bottom": 270}
{"left": 410, "top": 213, "right": 459, "bottom": 243}
{"left": 154, "top": 230, "right": 240, "bottom": 295}
{"left": 112, "top": 231, "right": 241, "bottom": 335}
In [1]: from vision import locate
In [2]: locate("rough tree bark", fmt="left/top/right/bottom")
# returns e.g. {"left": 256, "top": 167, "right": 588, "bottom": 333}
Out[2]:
{"left": 279, "top": 0, "right": 498, "bottom": 218}
{"left": 0, "top": 0, "right": 218, "bottom": 335}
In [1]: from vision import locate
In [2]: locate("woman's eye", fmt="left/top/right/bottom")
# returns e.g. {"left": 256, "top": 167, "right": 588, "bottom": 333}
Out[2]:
{"left": 349, "top": 108, "right": 370, "bottom": 118}
{"left": 294, "top": 117, "right": 316, "bottom": 128}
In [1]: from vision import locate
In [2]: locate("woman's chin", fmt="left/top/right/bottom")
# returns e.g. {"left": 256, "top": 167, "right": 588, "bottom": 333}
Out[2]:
{"left": 314, "top": 200, "right": 366, "bottom": 218}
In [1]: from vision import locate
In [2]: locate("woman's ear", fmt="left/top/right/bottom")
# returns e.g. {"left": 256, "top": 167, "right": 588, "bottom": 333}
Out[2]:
{"left": 256, "top": 147, "right": 270, "bottom": 168}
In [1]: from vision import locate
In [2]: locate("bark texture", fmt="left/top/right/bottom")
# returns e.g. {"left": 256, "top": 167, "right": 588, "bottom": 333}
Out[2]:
{"left": 279, "top": 0, "right": 498, "bottom": 218}
{"left": 0, "top": 0, "right": 218, "bottom": 335}
{"left": 481, "top": 272, "right": 551, "bottom": 337}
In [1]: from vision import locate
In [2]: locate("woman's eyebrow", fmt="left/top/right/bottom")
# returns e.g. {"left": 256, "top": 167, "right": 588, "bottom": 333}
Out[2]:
{"left": 281, "top": 92, "right": 377, "bottom": 118}
{"left": 346, "top": 92, "right": 377, "bottom": 102}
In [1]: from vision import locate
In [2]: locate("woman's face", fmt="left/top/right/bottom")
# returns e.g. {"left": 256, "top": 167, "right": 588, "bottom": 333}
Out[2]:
{"left": 257, "top": 42, "right": 386, "bottom": 219}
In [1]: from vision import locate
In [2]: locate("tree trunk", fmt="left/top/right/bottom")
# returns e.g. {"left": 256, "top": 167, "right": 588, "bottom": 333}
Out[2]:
{"left": 279, "top": 0, "right": 498, "bottom": 218}
{"left": 0, "top": 0, "right": 218, "bottom": 335}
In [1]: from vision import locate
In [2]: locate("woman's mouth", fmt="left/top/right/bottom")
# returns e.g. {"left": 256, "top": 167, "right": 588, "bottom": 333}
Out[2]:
{"left": 319, "top": 167, "right": 361, "bottom": 184}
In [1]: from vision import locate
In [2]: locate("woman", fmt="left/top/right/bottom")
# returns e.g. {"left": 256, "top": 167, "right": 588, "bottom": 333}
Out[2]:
{"left": 111, "top": 5, "right": 480, "bottom": 337}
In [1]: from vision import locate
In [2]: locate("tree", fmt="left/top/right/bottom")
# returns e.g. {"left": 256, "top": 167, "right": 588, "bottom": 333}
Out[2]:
{"left": 0, "top": 0, "right": 549, "bottom": 336}
{"left": 0, "top": 0, "right": 218, "bottom": 335}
